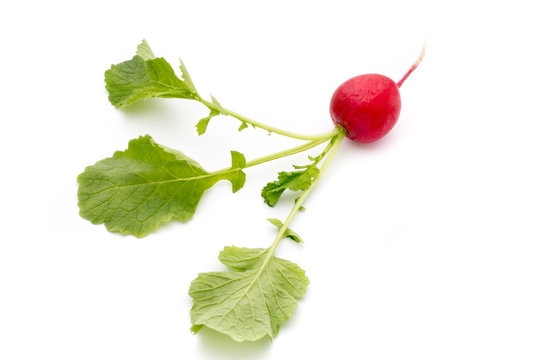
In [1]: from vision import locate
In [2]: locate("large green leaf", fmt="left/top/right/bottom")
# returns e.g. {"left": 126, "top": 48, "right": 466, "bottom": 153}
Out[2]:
{"left": 77, "top": 135, "right": 246, "bottom": 237}
{"left": 189, "top": 246, "right": 309, "bottom": 342}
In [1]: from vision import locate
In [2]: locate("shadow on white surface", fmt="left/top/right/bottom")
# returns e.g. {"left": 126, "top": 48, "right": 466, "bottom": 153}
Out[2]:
{"left": 118, "top": 98, "right": 197, "bottom": 133}
{"left": 196, "top": 327, "right": 271, "bottom": 359}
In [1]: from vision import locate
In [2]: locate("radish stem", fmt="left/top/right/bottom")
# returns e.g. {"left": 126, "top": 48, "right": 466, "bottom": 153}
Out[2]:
{"left": 212, "top": 128, "right": 340, "bottom": 174}
{"left": 199, "top": 98, "right": 334, "bottom": 141}
{"left": 266, "top": 127, "right": 345, "bottom": 253}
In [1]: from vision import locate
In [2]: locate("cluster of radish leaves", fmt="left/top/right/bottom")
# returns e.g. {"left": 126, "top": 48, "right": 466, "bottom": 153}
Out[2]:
{"left": 78, "top": 40, "right": 341, "bottom": 342}
{"left": 78, "top": 40, "right": 422, "bottom": 342}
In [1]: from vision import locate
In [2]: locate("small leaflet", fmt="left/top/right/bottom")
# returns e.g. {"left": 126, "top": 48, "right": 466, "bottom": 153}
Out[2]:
{"left": 261, "top": 165, "right": 320, "bottom": 207}
{"left": 267, "top": 218, "right": 303, "bottom": 243}
{"left": 136, "top": 39, "right": 156, "bottom": 60}
{"left": 196, "top": 109, "right": 220, "bottom": 135}
{"left": 238, "top": 122, "right": 248, "bottom": 131}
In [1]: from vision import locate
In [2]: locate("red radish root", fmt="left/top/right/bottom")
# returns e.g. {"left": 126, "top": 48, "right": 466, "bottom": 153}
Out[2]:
{"left": 329, "top": 43, "right": 426, "bottom": 143}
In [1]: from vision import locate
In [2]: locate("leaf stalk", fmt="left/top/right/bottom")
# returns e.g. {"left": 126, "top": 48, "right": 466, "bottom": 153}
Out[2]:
{"left": 199, "top": 98, "right": 335, "bottom": 141}
{"left": 267, "top": 127, "right": 345, "bottom": 255}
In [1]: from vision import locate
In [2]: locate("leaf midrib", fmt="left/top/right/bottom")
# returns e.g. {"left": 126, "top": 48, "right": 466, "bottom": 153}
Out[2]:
{"left": 209, "top": 249, "right": 278, "bottom": 335}
{"left": 80, "top": 167, "right": 240, "bottom": 193}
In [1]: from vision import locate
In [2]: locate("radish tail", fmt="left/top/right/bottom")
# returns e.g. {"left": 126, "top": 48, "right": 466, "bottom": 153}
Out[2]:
{"left": 396, "top": 40, "right": 427, "bottom": 88}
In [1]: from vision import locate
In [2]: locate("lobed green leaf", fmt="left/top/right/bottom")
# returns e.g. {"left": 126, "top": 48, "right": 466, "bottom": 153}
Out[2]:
{"left": 261, "top": 165, "right": 320, "bottom": 207}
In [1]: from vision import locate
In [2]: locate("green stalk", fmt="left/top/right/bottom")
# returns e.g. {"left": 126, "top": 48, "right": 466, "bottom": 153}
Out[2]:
{"left": 212, "top": 128, "right": 339, "bottom": 174}
{"left": 244, "top": 129, "right": 338, "bottom": 168}
{"left": 231, "top": 128, "right": 345, "bottom": 302}
{"left": 266, "top": 127, "right": 345, "bottom": 254}
{"left": 199, "top": 98, "right": 335, "bottom": 141}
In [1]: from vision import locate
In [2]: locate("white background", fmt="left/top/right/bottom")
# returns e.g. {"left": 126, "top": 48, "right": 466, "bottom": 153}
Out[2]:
{"left": 1, "top": 1, "right": 539, "bottom": 359}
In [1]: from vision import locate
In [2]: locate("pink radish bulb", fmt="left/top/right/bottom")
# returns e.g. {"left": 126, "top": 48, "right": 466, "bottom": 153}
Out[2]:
{"left": 330, "top": 44, "right": 426, "bottom": 143}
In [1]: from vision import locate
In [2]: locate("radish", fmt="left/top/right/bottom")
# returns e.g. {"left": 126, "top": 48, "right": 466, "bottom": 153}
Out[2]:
{"left": 330, "top": 43, "right": 426, "bottom": 142}
{"left": 83, "top": 40, "right": 426, "bottom": 342}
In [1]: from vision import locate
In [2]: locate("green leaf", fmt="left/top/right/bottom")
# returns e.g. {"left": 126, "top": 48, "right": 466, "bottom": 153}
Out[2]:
{"left": 136, "top": 39, "right": 155, "bottom": 60}
{"left": 77, "top": 135, "right": 246, "bottom": 237}
{"left": 210, "top": 95, "right": 225, "bottom": 113}
{"left": 238, "top": 122, "right": 248, "bottom": 131}
{"left": 179, "top": 57, "right": 197, "bottom": 94}
{"left": 105, "top": 55, "right": 197, "bottom": 108}
{"left": 189, "top": 246, "right": 309, "bottom": 341}
{"left": 105, "top": 41, "right": 200, "bottom": 108}
{"left": 196, "top": 95, "right": 226, "bottom": 135}
{"left": 261, "top": 165, "right": 320, "bottom": 207}
{"left": 195, "top": 109, "right": 220, "bottom": 135}
{"left": 229, "top": 151, "right": 247, "bottom": 192}
{"left": 267, "top": 218, "right": 303, "bottom": 243}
